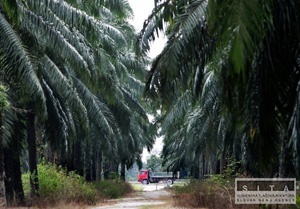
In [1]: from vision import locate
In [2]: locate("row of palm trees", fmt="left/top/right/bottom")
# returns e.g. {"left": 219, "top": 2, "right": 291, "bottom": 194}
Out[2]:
{"left": 0, "top": 0, "right": 155, "bottom": 205}
{"left": 140, "top": 0, "right": 300, "bottom": 179}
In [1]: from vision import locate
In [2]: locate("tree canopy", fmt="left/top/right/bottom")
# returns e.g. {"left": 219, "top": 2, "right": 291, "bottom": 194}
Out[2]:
{"left": 139, "top": 0, "right": 300, "bottom": 178}
{"left": 0, "top": 0, "right": 155, "bottom": 205}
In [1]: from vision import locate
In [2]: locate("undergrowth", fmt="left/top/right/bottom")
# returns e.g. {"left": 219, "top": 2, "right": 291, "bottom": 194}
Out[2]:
{"left": 22, "top": 162, "right": 98, "bottom": 207}
{"left": 95, "top": 180, "right": 133, "bottom": 199}
{"left": 173, "top": 178, "right": 300, "bottom": 209}
{"left": 173, "top": 160, "right": 299, "bottom": 209}
{"left": 22, "top": 161, "right": 133, "bottom": 207}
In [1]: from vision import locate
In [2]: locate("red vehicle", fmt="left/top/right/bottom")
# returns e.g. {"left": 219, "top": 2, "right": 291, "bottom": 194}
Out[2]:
{"left": 138, "top": 169, "right": 177, "bottom": 185}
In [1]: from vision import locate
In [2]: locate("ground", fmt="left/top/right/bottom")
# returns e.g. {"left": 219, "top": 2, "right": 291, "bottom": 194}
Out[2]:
{"left": 1, "top": 181, "right": 201, "bottom": 209}
{"left": 91, "top": 182, "right": 175, "bottom": 209}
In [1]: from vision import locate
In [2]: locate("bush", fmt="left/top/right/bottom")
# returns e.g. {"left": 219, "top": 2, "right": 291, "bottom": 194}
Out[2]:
{"left": 22, "top": 162, "right": 135, "bottom": 207}
{"left": 95, "top": 180, "right": 133, "bottom": 199}
{"left": 22, "top": 162, "right": 98, "bottom": 206}
{"left": 173, "top": 179, "right": 300, "bottom": 209}
{"left": 173, "top": 180, "right": 234, "bottom": 208}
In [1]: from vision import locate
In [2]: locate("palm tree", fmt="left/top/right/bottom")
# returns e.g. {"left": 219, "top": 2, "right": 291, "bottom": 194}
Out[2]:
{"left": 0, "top": 5, "right": 45, "bottom": 197}
{"left": 141, "top": 0, "right": 300, "bottom": 177}
{"left": 3, "top": 106, "right": 26, "bottom": 205}
{"left": 1, "top": 0, "right": 153, "bottom": 203}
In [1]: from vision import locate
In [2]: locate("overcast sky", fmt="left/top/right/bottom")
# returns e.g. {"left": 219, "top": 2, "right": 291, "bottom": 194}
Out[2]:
{"left": 128, "top": 0, "right": 154, "bottom": 31}
{"left": 128, "top": 0, "right": 166, "bottom": 59}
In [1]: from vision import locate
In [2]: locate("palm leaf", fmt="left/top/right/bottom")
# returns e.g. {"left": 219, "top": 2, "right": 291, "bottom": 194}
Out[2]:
{"left": 40, "top": 55, "right": 89, "bottom": 129}
{"left": 0, "top": 12, "right": 45, "bottom": 105}
{"left": 42, "top": 79, "right": 71, "bottom": 146}
{"left": 208, "top": 0, "right": 272, "bottom": 75}
{"left": 17, "top": 5, "right": 91, "bottom": 76}
{"left": 73, "top": 77, "right": 116, "bottom": 139}
{"left": 161, "top": 90, "right": 192, "bottom": 133}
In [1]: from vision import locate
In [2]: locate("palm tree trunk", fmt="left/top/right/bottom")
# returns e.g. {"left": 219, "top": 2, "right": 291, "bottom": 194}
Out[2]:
{"left": 83, "top": 140, "right": 92, "bottom": 181}
{"left": 120, "top": 162, "right": 126, "bottom": 181}
{"left": 4, "top": 137, "right": 24, "bottom": 205}
{"left": 95, "top": 150, "right": 101, "bottom": 181}
{"left": 71, "top": 141, "right": 83, "bottom": 176}
{"left": 27, "top": 105, "right": 39, "bottom": 197}
{"left": 198, "top": 154, "right": 205, "bottom": 180}
{"left": 220, "top": 154, "right": 225, "bottom": 174}
{"left": 100, "top": 150, "right": 104, "bottom": 180}
{"left": 279, "top": 135, "right": 294, "bottom": 177}
{"left": 0, "top": 113, "right": 7, "bottom": 207}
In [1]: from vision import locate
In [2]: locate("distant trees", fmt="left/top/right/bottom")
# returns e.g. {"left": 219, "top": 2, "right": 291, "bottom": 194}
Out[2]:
{"left": 146, "top": 155, "right": 163, "bottom": 172}
{"left": 140, "top": 0, "right": 300, "bottom": 178}
{"left": 0, "top": 0, "right": 154, "bottom": 205}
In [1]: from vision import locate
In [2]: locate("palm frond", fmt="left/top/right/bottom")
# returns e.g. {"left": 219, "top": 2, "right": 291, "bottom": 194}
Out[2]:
{"left": 0, "top": 0, "right": 17, "bottom": 19}
{"left": 0, "top": 12, "right": 45, "bottom": 104}
{"left": 119, "top": 52, "right": 148, "bottom": 79}
{"left": 17, "top": 5, "right": 91, "bottom": 76}
{"left": 2, "top": 106, "right": 16, "bottom": 145}
{"left": 208, "top": 0, "right": 272, "bottom": 74}
{"left": 40, "top": 55, "right": 89, "bottom": 129}
{"left": 42, "top": 79, "right": 71, "bottom": 145}
{"left": 120, "top": 86, "right": 148, "bottom": 120}
{"left": 89, "top": 123, "right": 118, "bottom": 156}
{"left": 73, "top": 77, "right": 116, "bottom": 139}
{"left": 145, "top": 1, "right": 209, "bottom": 104}
{"left": 101, "top": 0, "right": 133, "bottom": 19}
{"left": 122, "top": 74, "right": 145, "bottom": 98}
{"left": 138, "top": 0, "right": 181, "bottom": 54}
{"left": 161, "top": 90, "right": 192, "bottom": 133}
{"left": 100, "top": 22, "right": 128, "bottom": 48}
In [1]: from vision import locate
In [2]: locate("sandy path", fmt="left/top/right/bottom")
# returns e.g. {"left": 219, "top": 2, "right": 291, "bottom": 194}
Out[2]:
{"left": 91, "top": 183, "right": 172, "bottom": 209}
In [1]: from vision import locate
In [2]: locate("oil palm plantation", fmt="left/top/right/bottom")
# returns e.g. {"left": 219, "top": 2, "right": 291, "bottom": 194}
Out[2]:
{"left": 1, "top": 0, "right": 153, "bottom": 205}
{"left": 141, "top": 0, "right": 300, "bottom": 178}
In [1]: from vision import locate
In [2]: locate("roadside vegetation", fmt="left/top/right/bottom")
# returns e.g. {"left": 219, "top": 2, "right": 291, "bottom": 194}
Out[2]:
{"left": 21, "top": 161, "right": 133, "bottom": 208}
{"left": 172, "top": 178, "right": 300, "bottom": 209}
{"left": 95, "top": 179, "right": 133, "bottom": 199}
{"left": 169, "top": 162, "right": 300, "bottom": 209}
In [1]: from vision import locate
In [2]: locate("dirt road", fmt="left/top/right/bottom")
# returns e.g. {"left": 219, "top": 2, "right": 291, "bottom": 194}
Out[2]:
{"left": 91, "top": 182, "right": 173, "bottom": 209}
